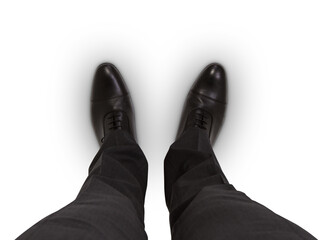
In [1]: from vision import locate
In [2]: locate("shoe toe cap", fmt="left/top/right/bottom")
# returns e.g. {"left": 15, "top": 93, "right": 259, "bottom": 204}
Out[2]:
{"left": 91, "top": 63, "right": 129, "bottom": 101}
{"left": 191, "top": 63, "right": 227, "bottom": 103}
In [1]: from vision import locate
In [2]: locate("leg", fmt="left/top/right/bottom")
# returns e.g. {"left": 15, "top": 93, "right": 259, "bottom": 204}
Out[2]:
{"left": 17, "top": 130, "right": 148, "bottom": 240}
{"left": 17, "top": 63, "right": 148, "bottom": 240}
{"left": 165, "top": 63, "right": 316, "bottom": 239}
{"left": 165, "top": 127, "right": 316, "bottom": 240}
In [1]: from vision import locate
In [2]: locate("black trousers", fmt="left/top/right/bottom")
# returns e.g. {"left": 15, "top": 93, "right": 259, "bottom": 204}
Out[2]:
{"left": 17, "top": 128, "right": 316, "bottom": 240}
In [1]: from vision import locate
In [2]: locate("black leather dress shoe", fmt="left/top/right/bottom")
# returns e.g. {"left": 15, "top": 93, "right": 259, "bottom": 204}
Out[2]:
{"left": 176, "top": 63, "right": 227, "bottom": 145}
{"left": 91, "top": 63, "right": 136, "bottom": 145}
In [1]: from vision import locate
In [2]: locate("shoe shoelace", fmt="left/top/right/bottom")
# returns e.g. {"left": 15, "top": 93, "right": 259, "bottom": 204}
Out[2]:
{"left": 101, "top": 111, "right": 125, "bottom": 143}
{"left": 192, "top": 109, "right": 208, "bottom": 130}
{"left": 105, "top": 111, "right": 124, "bottom": 131}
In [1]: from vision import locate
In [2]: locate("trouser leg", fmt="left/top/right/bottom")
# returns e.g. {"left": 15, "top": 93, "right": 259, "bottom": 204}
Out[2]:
{"left": 17, "top": 130, "right": 148, "bottom": 240}
{"left": 164, "top": 127, "right": 316, "bottom": 240}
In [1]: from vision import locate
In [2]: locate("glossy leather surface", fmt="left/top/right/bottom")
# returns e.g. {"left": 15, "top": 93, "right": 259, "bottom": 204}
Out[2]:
{"left": 91, "top": 63, "right": 136, "bottom": 144}
{"left": 176, "top": 63, "right": 227, "bottom": 145}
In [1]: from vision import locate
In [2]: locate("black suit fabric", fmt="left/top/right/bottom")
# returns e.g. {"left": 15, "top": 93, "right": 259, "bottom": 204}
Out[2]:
{"left": 17, "top": 128, "right": 316, "bottom": 240}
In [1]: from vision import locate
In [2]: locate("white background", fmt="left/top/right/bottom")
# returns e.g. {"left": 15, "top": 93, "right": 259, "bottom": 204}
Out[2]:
{"left": 0, "top": 0, "right": 331, "bottom": 239}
